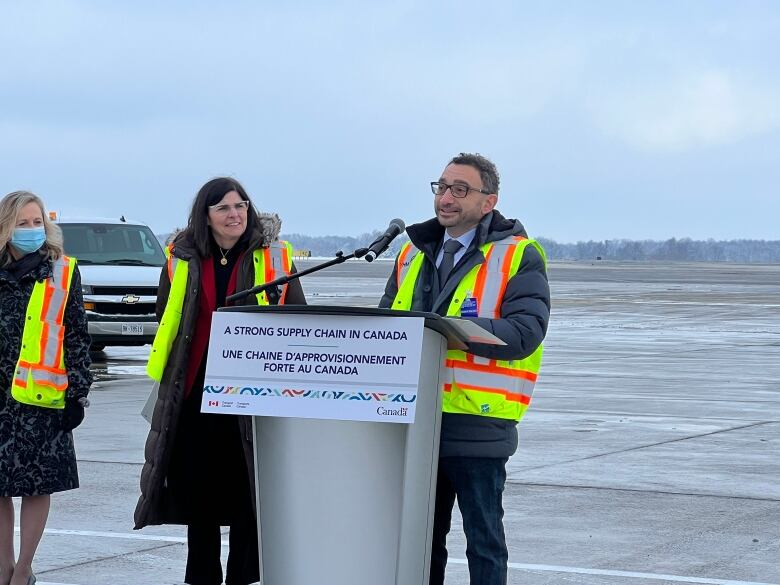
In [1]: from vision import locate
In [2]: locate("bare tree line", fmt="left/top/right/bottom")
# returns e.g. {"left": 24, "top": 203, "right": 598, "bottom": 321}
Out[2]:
{"left": 157, "top": 231, "right": 780, "bottom": 263}
{"left": 282, "top": 233, "right": 780, "bottom": 263}
{"left": 535, "top": 237, "right": 780, "bottom": 262}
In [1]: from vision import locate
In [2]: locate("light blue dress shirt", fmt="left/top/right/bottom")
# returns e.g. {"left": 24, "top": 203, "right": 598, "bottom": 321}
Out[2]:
{"left": 435, "top": 228, "right": 477, "bottom": 268}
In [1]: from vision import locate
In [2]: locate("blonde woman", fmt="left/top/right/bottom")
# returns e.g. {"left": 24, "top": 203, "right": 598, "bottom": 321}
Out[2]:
{"left": 0, "top": 191, "right": 92, "bottom": 585}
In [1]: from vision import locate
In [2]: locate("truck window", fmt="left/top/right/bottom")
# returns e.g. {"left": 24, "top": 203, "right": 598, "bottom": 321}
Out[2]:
{"left": 60, "top": 223, "right": 166, "bottom": 266}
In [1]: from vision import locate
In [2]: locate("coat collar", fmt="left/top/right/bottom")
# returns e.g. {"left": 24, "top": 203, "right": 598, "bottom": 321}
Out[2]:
{"left": 0, "top": 250, "right": 51, "bottom": 283}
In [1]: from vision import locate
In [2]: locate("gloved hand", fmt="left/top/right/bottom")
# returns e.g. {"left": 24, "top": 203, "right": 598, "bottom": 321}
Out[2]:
{"left": 62, "top": 396, "right": 89, "bottom": 432}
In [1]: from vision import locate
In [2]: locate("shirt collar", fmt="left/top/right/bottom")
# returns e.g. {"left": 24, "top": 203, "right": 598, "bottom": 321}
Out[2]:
{"left": 443, "top": 227, "right": 477, "bottom": 251}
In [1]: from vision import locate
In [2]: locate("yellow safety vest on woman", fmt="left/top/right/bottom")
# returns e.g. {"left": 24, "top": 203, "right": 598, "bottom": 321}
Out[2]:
{"left": 391, "top": 236, "right": 545, "bottom": 422}
{"left": 12, "top": 255, "right": 77, "bottom": 409}
{"left": 147, "top": 241, "right": 295, "bottom": 381}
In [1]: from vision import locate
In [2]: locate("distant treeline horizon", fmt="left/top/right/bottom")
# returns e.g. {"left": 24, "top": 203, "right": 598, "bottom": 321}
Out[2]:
{"left": 281, "top": 233, "right": 780, "bottom": 263}
{"left": 157, "top": 231, "right": 780, "bottom": 263}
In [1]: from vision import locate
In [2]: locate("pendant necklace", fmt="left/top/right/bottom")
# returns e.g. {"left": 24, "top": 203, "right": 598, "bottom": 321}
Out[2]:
{"left": 218, "top": 246, "right": 229, "bottom": 266}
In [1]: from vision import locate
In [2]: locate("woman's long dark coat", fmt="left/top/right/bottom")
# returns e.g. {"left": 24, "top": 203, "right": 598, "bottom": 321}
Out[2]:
{"left": 134, "top": 215, "right": 305, "bottom": 528}
{"left": 0, "top": 252, "right": 93, "bottom": 497}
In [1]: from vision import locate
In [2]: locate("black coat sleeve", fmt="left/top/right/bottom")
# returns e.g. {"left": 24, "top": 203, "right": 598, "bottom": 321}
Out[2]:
{"left": 284, "top": 261, "right": 307, "bottom": 305}
{"left": 155, "top": 265, "right": 171, "bottom": 321}
{"left": 465, "top": 244, "right": 550, "bottom": 361}
{"left": 64, "top": 265, "right": 94, "bottom": 399}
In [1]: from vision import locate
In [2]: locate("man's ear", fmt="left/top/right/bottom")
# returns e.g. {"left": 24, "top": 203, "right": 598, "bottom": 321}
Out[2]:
{"left": 482, "top": 193, "right": 498, "bottom": 214}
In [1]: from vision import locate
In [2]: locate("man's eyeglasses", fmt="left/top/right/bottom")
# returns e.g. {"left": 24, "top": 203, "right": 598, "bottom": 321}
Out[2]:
{"left": 430, "top": 181, "right": 491, "bottom": 198}
{"left": 209, "top": 200, "right": 250, "bottom": 215}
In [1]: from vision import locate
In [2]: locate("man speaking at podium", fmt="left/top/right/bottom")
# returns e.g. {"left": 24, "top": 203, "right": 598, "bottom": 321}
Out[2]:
{"left": 379, "top": 152, "right": 550, "bottom": 585}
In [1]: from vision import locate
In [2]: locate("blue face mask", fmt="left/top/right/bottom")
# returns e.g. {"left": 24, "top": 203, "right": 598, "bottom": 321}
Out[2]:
{"left": 11, "top": 226, "right": 47, "bottom": 254}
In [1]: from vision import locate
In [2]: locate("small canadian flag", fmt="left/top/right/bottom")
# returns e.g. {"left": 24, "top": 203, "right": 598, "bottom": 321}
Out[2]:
{"left": 208, "top": 400, "right": 219, "bottom": 407}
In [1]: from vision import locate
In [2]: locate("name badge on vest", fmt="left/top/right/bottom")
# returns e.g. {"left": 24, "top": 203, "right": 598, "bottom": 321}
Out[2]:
{"left": 460, "top": 297, "right": 478, "bottom": 317}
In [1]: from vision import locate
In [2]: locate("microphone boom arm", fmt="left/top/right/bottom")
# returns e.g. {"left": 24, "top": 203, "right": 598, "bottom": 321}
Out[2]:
{"left": 226, "top": 218, "right": 403, "bottom": 304}
{"left": 226, "top": 248, "right": 369, "bottom": 304}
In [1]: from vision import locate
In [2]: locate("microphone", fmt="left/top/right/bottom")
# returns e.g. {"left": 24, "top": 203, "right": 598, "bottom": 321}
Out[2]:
{"left": 364, "top": 219, "right": 406, "bottom": 262}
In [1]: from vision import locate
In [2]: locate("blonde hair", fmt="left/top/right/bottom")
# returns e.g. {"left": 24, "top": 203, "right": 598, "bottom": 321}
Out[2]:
{"left": 0, "top": 190, "right": 64, "bottom": 267}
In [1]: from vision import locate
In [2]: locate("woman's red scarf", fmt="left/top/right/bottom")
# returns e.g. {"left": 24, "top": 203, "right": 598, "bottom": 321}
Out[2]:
{"left": 184, "top": 252, "right": 246, "bottom": 397}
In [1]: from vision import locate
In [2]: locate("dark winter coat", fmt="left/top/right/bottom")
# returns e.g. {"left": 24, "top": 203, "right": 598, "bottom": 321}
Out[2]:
{"left": 379, "top": 210, "right": 550, "bottom": 458}
{"left": 134, "top": 214, "right": 306, "bottom": 529}
{"left": 0, "top": 251, "right": 93, "bottom": 496}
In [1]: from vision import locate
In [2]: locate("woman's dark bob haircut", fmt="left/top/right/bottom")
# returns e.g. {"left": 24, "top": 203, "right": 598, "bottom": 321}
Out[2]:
{"left": 179, "top": 177, "right": 257, "bottom": 258}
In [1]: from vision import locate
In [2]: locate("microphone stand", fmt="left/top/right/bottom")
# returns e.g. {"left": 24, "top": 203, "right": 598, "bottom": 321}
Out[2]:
{"left": 225, "top": 247, "right": 371, "bottom": 305}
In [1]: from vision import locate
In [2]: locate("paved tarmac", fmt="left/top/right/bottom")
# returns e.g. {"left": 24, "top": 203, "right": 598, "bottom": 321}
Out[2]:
{"left": 10, "top": 259, "right": 780, "bottom": 585}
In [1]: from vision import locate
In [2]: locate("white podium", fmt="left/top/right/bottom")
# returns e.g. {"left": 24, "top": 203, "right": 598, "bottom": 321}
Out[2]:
{"left": 210, "top": 305, "right": 471, "bottom": 585}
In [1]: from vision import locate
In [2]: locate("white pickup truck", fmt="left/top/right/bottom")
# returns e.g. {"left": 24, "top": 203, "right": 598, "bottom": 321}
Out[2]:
{"left": 57, "top": 217, "right": 166, "bottom": 351}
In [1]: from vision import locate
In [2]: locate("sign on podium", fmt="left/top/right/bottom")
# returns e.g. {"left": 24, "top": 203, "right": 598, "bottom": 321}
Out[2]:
{"left": 201, "top": 311, "right": 425, "bottom": 423}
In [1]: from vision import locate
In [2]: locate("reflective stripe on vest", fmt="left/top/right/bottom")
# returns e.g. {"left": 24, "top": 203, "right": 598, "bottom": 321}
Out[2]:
{"left": 392, "top": 236, "right": 546, "bottom": 421}
{"left": 165, "top": 243, "right": 178, "bottom": 282}
{"left": 146, "top": 241, "right": 294, "bottom": 381}
{"left": 252, "top": 241, "right": 294, "bottom": 305}
{"left": 391, "top": 241, "right": 425, "bottom": 311}
{"left": 12, "top": 256, "right": 76, "bottom": 409}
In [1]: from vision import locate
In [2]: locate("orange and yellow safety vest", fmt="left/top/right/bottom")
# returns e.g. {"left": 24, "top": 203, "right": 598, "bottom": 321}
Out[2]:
{"left": 391, "top": 236, "right": 545, "bottom": 422}
{"left": 12, "top": 255, "right": 77, "bottom": 409}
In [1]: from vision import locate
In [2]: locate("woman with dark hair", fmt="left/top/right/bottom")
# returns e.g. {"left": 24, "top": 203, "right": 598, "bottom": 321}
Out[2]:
{"left": 0, "top": 191, "right": 92, "bottom": 585}
{"left": 134, "top": 177, "right": 306, "bottom": 585}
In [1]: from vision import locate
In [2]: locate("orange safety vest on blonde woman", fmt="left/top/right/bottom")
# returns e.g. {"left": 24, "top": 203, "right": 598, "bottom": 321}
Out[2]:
{"left": 146, "top": 241, "right": 294, "bottom": 381}
{"left": 391, "top": 236, "right": 545, "bottom": 422}
{"left": 12, "top": 255, "right": 77, "bottom": 409}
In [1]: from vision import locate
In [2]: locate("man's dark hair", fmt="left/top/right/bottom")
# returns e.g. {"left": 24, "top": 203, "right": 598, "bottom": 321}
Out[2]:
{"left": 180, "top": 177, "right": 257, "bottom": 258}
{"left": 449, "top": 152, "right": 500, "bottom": 194}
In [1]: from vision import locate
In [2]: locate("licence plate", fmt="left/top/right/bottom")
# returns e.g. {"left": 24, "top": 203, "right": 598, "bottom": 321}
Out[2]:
{"left": 122, "top": 324, "right": 144, "bottom": 335}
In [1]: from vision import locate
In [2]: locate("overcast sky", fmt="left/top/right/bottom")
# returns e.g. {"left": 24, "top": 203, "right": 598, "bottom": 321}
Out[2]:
{"left": 1, "top": 1, "right": 778, "bottom": 242}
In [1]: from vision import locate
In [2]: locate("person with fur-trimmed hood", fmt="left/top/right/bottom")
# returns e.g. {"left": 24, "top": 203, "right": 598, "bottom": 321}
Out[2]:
{"left": 134, "top": 177, "right": 305, "bottom": 585}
